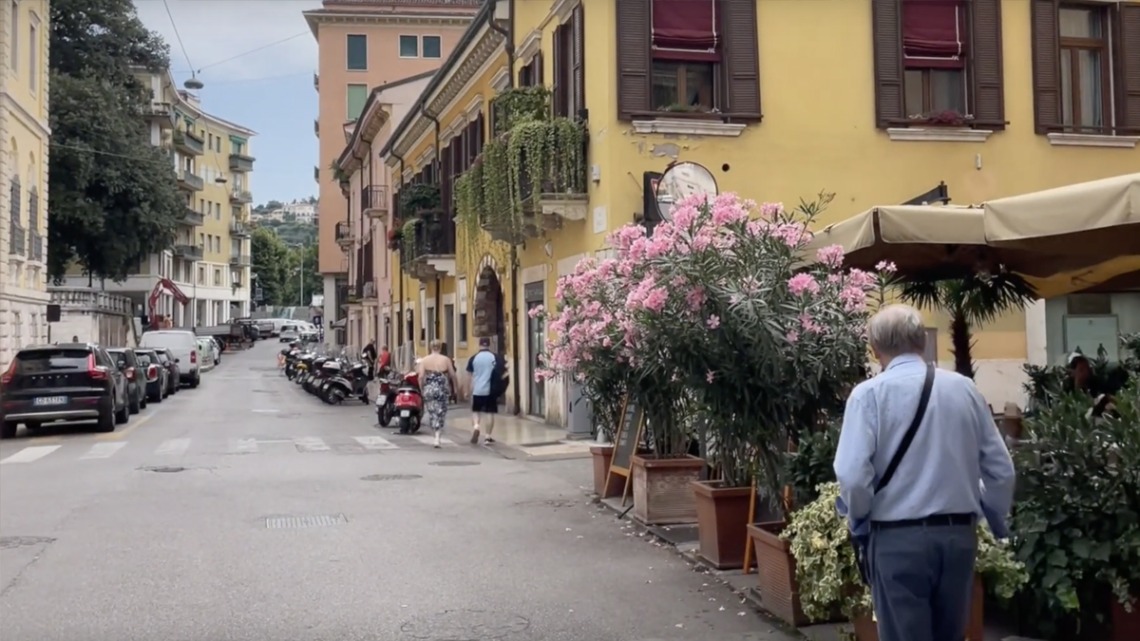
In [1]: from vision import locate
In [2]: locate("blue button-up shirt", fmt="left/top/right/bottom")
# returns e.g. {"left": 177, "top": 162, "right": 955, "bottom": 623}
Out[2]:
{"left": 833, "top": 354, "right": 1016, "bottom": 536}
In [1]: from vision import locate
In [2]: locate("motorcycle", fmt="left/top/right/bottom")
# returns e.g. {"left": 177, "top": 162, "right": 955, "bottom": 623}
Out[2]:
{"left": 374, "top": 371, "right": 400, "bottom": 427}
{"left": 393, "top": 371, "right": 424, "bottom": 435}
{"left": 323, "top": 359, "right": 370, "bottom": 405}
{"left": 305, "top": 356, "right": 332, "bottom": 395}
{"left": 317, "top": 358, "right": 347, "bottom": 403}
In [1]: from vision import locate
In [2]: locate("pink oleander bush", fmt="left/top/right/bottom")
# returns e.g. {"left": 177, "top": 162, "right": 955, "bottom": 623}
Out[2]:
{"left": 535, "top": 192, "right": 891, "bottom": 492}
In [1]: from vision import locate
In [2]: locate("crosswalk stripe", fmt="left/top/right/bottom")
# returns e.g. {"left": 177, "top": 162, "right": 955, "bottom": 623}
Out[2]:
{"left": 155, "top": 438, "right": 190, "bottom": 456}
{"left": 353, "top": 435, "right": 397, "bottom": 450}
{"left": 293, "top": 436, "right": 329, "bottom": 452}
{"left": 79, "top": 442, "right": 128, "bottom": 460}
{"left": 409, "top": 434, "right": 454, "bottom": 446}
{"left": 229, "top": 438, "right": 258, "bottom": 454}
{"left": 0, "top": 445, "right": 61, "bottom": 464}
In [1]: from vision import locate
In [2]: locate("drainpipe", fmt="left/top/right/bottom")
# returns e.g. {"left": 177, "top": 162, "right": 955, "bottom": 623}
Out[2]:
{"left": 423, "top": 106, "right": 444, "bottom": 345}
{"left": 392, "top": 152, "right": 407, "bottom": 350}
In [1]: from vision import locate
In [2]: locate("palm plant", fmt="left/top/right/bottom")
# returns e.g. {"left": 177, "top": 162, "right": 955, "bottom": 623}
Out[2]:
{"left": 898, "top": 269, "right": 1037, "bottom": 379}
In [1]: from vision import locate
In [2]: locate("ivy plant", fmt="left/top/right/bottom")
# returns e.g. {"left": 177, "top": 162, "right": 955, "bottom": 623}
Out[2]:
{"left": 400, "top": 183, "right": 441, "bottom": 213}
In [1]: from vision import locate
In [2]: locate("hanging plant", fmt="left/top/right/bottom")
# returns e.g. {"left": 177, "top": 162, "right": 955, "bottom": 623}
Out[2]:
{"left": 327, "top": 161, "right": 350, "bottom": 184}
{"left": 401, "top": 218, "right": 420, "bottom": 256}
{"left": 480, "top": 137, "right": 513, "bottom": 231}
{"left": 400, "top": 183, "right": 441, "bottom": 213}
{"left": 491, "top": 86, "right": 550, "bottom": 134}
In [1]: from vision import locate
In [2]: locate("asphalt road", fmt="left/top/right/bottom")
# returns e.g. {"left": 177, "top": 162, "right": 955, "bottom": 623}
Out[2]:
{"left": 0, "top": 341, "right": 797, "bottom": 641}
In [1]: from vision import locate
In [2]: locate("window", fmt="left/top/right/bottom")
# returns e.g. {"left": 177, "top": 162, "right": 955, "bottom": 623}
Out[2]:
{"left": 872, "top": 0, "right": 1005, "bottom": 130}
{"left": 422, "top": 35, "right": 441, "bottom": 59}
{"left": 1060, "top": 6, "right": 1108, "bottom": 131}
{"left": 346, "top": 34, "right": 367, "bottom": 70}
{"left": 519, "top": 51, "right": 543, "bottom": 87}
{"left": 552, "top": 17, "right": 579, "bottom": 117}
{"left": 214, "top": 268, "right": 222, "bottom": 286}
{"left": 347, "top": 83, "right": 368, "bottom": 120}
{"left": 615, "top": 0, "right": 760, "bottom": 120}
{"left": 198, "top": 266, "right": 205, "bottom": 284}
{"left": 399, "top": 35, "right": 418, "bottom": 58}
{"left": 9, "top": 1, "right": 17, "bottom": 71}
{"left": 28, "top": 18, "right": 37, "bottom": 92}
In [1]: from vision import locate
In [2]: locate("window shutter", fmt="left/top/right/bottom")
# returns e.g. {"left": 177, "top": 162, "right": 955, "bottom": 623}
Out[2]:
{"left": 719, "top": 0, "right": 762, "bottom": 119}
{"left": 534, "top": 50, "right": 544, "bottom": 87}
{"left": 871, "top": 0, "right": 905, "bottom": 129}
{"left": 968, "top": 0, "right": 1006, "bottom": 129}
{"left": 573, "top": 4, "right": 586, "bottom": 118}
{"left": 616, "top": 0, "right": 651, "bottom": 119}
{"left": 1114, "top": 3, "right": 1140, "bottom": 134}
{"left": 1029, "top": 0, "right": 1061, "bottom": 134}
{"left": 552, "top": 26, "right": 565, "bottom": 117}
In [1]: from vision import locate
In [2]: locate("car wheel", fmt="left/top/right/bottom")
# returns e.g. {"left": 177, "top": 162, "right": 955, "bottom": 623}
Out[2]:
{"left": 140, "top": 393, "right": 148, "bottom": 410}
{"left": 129, "top": 390, "right": 141, "bottom": 414}
{"left": 115, "top": 399, "right": 130, "bottom": 425}
{"left": 96, "top": 402, "right": 115, "bottom": 433}
{"left": 190, "top": 374, "right": 201, "bottom": 388}
{"left": 1, "top": 421, "right": 18, "bottom": 439}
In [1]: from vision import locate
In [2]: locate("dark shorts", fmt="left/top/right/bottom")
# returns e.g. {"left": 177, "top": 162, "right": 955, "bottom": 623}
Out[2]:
{"left": 472, "top": 395, "right": 498, "bottom": 414}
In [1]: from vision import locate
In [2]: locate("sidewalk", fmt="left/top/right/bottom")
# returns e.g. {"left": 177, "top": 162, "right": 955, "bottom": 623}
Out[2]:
{"left": 443, "top": 406, "right": 595, "bottom": 461}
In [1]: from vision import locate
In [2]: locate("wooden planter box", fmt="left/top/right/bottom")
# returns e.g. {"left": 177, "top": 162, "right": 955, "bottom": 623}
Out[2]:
{"left": 630, "top": 454, "right": 704, "bottom": 525}
{"left": 747, "top": 521, "right": 809, "bottom": 626}
{"left": 590, "top": 445, "right": 625, "bottom": 498}
{"left": 1112, "top": 596, "right": 1140, "bottom": 641}
{"left": 850, "top": 576, "right": 985, "bottom": 641}
{"left": 692, "top": 480, "right": 752, "bottom": 570}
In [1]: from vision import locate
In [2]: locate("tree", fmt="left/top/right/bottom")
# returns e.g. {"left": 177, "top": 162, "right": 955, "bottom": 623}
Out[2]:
{"left": 251, "top": 227, "right": 291, "bottom": 306}
{"left": 47, "top": 0, "right": 183, "bottom": 282}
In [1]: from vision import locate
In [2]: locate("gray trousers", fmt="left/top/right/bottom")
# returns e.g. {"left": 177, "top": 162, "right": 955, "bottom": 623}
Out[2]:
{"left": 869, "top": 523, "right": 977, "bottom": 641}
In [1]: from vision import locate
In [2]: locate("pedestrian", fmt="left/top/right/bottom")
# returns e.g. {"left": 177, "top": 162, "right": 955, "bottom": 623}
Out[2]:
{"left": 416, "top": 340, "right": 457, "bottom": 448}
{"left": 466, "top": 337, "right": 503, "bottom": 445}
{"left": 362, "top": 338, "right": 377, "bottom": 380}
{"left": 378, "top": 344, "right": 392, "bottom": 377}
{"left": 833, "top": 304, "right": 1015, "bottom": 641}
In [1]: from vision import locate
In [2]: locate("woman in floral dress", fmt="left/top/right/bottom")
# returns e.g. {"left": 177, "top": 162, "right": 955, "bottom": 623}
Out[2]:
{"left": 416, "top": 340, "right": 457, "bottom": 448}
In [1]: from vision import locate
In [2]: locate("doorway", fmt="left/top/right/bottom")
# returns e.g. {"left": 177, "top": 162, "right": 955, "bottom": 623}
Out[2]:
{"left": 444, "top": 304, "right": 455, "bottom": 357}
{"left": 524, "top": 282, "right": 545, "bottom": 417}
{"left": 473, "top": 265, "right": 506, "bottom": 353}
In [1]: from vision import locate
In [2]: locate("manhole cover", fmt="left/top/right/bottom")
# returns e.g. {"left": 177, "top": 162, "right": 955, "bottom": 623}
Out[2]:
{"left": 0, "top": 536, "right": 55, "bottom": 550}
{"left": 428, "top": 460, "right": 481, "bottom": 467}
{"left": 139, "top": 465, "right": 186, "bottom": 473}
{"left": 399, "top": 609, "right": 530, "bottom": 640}
{"left": 362, "top": 474, "right": 423, "bottom": 481}
{"left": 265, "top": 514, "right": 348, "bottom": 529}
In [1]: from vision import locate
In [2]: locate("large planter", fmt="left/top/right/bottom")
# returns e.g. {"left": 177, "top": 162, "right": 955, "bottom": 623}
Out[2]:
{"left": 1112, "top": 596, "right": 1140, "bottom": 641}
{"left": 747, "top": 521, "right": 809, "bottom": 626}
{"left": 692, "top": 480, "right": 752, "bottom": 570}
{"left": 849, "top": 576, "right": 985, "bottom": 641}
{"left": 590, "top": 445, "right": 626, "bottom": 499}
{"left": 630, "top": 454, "right": 704, "bottom": 525}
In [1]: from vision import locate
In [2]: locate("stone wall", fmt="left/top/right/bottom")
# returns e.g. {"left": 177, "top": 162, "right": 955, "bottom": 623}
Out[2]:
{"left": 48, "top": 287, "right": 137, "bottom": 348}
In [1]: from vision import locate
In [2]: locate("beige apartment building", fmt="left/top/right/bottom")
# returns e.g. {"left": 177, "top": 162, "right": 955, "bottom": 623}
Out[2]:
{"left": 304, "top": 0, "right": 481, "bottom": 347}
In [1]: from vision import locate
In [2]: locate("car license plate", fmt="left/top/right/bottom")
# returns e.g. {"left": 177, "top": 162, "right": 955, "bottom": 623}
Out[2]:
{"left": 34, "top": 396, "right": 67, "bottom": 407}
{"left": 400, "top": 410, "right": 411, "bottom": 418}
{"left": 375, "top": 395, "right": 386, "bottom": 406}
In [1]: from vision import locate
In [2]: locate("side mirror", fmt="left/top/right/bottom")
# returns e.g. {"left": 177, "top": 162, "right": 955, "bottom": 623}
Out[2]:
{"left": 174, "top": 358, "right": 181, "bottom": 363}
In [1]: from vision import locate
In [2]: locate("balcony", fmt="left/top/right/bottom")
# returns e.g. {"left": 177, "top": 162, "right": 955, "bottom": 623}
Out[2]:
{"left": 400, "top": 210, "right": 456, "bottom": 282}
{"left": 176, "top": 168, "right": 204, "bottom": 192}
{"left": 173, "top": 129, "right": 204, "bottom": 156}
{"left": 313, "top": 166, "right": 320, "bottom": 182}
{"left": 229, "top": 189, "right": 252, "bottom": 204}
{"left": 173, "top": 244, "right": 204, "bottom": 261}
{"left": 7, "top": 221, "right": 25, "bottom": 256}
{"left": 229, "top": 253, "right": 251, "bottom": 267}
{"left": 229, "top": 219, "right": 250, "bottom": 237}
{"left": 335, "top": 221, "right": 355, "bottom": 250}
{"left": 145, "top": 102, "right": 175, "bottom": 128}
{"left": 362, "top": 185, "right": 389, "bottom": 219}
{"left": 229, "top": 153, "right": 255, "bottom": 173}
{"left": 180, "top": 207, "right": 205, "bottom": 227}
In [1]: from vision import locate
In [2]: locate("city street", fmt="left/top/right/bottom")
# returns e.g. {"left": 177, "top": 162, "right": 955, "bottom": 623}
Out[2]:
{"left": 0, "top": 341, "right": 795, "bottom": 641}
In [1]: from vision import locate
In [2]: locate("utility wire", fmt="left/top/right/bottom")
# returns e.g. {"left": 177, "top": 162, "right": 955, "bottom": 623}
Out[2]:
{"left": 195, "top": 32, "right": 309, "bottom": 73}
{"left": 161, "top": 0, "right": 196, "bottom": 74}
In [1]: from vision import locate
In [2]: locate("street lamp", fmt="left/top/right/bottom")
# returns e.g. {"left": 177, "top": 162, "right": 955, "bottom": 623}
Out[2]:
{"left": 290, "top": 241, "right": 308, "bottom": 308}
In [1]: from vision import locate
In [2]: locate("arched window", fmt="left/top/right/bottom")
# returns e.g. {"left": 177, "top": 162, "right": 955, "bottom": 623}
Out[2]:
{"left": 7, "top": 177, "right": 22, "bottom": 256}
{"left": 28, "top": 187, "right": 41, "bottom": 260}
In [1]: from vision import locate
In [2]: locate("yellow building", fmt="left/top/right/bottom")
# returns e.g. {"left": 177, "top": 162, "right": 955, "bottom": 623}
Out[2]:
{"left": 0, "top": 0, "right": 50, "bottom": 369}
{"left": 372, "top": 0, "right": 1140, "bottom": 426}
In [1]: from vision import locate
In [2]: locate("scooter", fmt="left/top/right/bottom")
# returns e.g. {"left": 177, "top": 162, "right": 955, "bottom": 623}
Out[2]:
{"left": 324, "top": 360, "right": 369, "bottom": 405}
{"left": 374, "top": 371, "right": 400, "bottom": 427}
{"left": 317, "top": 358, "right": 344, "bottom": 402}
{"left": 393, "top": 371, "right": 424, "bottom": 435}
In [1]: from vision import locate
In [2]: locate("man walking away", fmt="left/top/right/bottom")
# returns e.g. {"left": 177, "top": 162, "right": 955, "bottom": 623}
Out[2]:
{"left": 362, "top": 338, "right": 377, "bottom": 380}
{"left": 466, "top": 337, "right": 499, "bottom": 444}
{"left": 833, "top": 304, "right": 1015, "bottom": 641}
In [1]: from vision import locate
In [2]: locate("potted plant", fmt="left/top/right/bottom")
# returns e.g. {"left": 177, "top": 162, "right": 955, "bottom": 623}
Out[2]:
{"left": 783, "top": 482, "right": 1028, "bottom": 640}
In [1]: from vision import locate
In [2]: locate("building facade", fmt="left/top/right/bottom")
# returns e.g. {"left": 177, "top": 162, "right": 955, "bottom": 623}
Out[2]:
{"left": 305, "top": 0, "right": 483, "bottom": 346}
{"left": 63, "top": 71, "right": 256, "bottom": 328}
{"left": 0, "top": 0, "right": 50, "bottom": 370}
{"left": 367, "top": 0, "right": 1140, "bottom": 423}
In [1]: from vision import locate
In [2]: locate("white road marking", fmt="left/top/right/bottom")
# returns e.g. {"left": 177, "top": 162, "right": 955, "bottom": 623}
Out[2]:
{"left": 409, "top": 435, "right": 454, "bottom": 447}
{"left": 229, "top": 438, "right": 258, "bottom": 454}
{"left": 353, "top": 435, "right": 397, "bottom": 450}
{"left": 79, "top": 442, "right": 128, "bottom": 460}
{"left": 155, "top": 438, "right": 190, "bottom": 456}
{"left": 293, "top": 436, "right": 329, "bottom": 452}
{"left": 0, "top": 445, "right": 62, "bottom": 465}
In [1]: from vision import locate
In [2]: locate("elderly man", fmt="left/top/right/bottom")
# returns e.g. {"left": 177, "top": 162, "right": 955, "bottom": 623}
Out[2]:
{"left": 834, "top": 304, "right": 1015, "bottom": 641}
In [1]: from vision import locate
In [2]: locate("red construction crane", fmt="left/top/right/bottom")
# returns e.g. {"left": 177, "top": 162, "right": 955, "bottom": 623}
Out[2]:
{"left": 148, "top": 278, "right": 190, "bottom": 329}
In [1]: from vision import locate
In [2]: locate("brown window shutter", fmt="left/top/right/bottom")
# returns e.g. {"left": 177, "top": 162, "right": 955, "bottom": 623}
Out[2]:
{"left": 871, "top": 0, "right": 905, "bottom": 128}
{"left": 552, "top": 25, "right": 566, "bottom": 118}
{"left": 616, "top": 0, "right": 651, "bottom": 119}
{"left": 534, "top": 50, "right": 544, "bottom": 87}
{"left": 1114, "top": 3, "right": 1140, "bottom": 134}
{"left": 968, "top": 0, "right": 1006, "bottom": 129}
{"left": 1030, "top": 0, "right": 1061, "bottom": 134}
{"left": 573, "top": 4, "right": 586, "bottom": 118}
{"left": 719, "top": 0, "right": 762, "bottom": 119}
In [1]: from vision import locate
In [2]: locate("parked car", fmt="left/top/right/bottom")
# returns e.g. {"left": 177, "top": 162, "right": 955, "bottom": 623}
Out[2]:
{"left": 106, "top": 347, "right": 147, "bottom": 414}
{"left": 195, "top": 337, "right": 218, "bottom": 370}
{"left": 154, "top": 349, "right": 180, "bottom": 397}
{"left": 133, "top": 349, "right": 169, "bottom": 403}
{"left": 279, "top": 323, "right": 301, "bottom": 343}
{"left": 139, "top": 330, "right": 200, "bottom": 387}
{"left": 211, "top": 336, "right": 225, "bottom": 360}
{"left": 0, "top": 343, "right": 131, "bottom": 439}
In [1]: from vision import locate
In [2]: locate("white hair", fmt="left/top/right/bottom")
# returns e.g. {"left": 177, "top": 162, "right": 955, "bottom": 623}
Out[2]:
{"left": 868, "top": 304, "right": 927, "bottom": 357}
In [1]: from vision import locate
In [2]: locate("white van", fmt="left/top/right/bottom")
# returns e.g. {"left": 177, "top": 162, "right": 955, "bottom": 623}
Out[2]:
{"left": 140, "top": 330, "right": 201, "bottom": 387}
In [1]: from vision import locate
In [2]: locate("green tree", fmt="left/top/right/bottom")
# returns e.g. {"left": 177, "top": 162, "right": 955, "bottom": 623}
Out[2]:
{"left": 250, "top": 227, "right": 291, "bottom": 306}
{"left": 47, "top": 0, "right": 183, "bottom": 282}
{"left": 284, "top": 242, "right": 321, "bottom": 307}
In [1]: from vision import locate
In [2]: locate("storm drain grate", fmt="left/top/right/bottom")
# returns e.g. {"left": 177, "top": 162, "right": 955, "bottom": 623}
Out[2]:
{"left": 428, "top": 460, "right": 481, "bottom": 467}
{"left": 361, "top": 473, "right": 423, "bottom": 481}
{"left": 265, "top": 514, "right": 348, "bottom": 529}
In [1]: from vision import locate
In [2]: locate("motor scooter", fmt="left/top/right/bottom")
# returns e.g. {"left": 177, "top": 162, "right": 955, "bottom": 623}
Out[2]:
{"left": 317, "top": 358, "right": 344, "bottom": 402}
{"left": 374, "top": 370, "right": 401, "bottom": 426}
{"left": 325, "top": 360, "right": 369, "bottom": 405}
{"left": 393, "top": 371, "right": 424, "bottom": 435}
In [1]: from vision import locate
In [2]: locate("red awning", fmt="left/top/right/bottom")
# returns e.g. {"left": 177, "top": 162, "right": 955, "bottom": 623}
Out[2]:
{"left": 903, "top": 0, "right": 967, "bottom": 69}
{"left": 652, "top": 0, "right": 719, "bottom": 62}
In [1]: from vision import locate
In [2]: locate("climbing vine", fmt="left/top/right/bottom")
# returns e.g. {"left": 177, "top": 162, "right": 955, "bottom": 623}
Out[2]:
{"left": 401, "top": 218, "right": 420, "bottom": 258}
{"left": 491, "top": 86, "right": 551, "bottom": 135}
{"left": 399, "top": 183, "right": 441, "bottom": 213}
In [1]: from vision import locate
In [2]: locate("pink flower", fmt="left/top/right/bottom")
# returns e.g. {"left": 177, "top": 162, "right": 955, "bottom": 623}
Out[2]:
{"left": 787, "top": 273, "right": 821, "bottom": 296}
{"left": 706, "top": 315, "right": 720, "bottom": 329}
{"left": 527, "top": 305, "right": 545, "bottom": 319}
{"left": 816, "top": 244, "right": 845, "bottom": 269}
{"left": 786, "top": 330, "right": 800, "bottom": 343}
{"left": 759, "top": 202, "right": 784, "bottom": 220}
{"left": 876, "top": 260, "right": 898, "bottom": 274}
{"left": 706, "top": 370, "right": 716, "bottom": 383}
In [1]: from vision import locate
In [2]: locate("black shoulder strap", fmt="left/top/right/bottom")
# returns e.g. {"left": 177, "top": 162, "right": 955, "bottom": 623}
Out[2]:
{"left": 875, "top": 363, "right": 936, "bottom": 493}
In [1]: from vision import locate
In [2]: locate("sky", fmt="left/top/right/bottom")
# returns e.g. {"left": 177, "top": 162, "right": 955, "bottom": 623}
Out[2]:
{"left": 133, "top": 0, "right": 323, "bottom": 205}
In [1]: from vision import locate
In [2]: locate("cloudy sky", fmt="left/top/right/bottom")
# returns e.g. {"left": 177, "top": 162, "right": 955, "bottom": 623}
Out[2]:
{"left": 133, "top": 0, "right": 323, "bottom": 203}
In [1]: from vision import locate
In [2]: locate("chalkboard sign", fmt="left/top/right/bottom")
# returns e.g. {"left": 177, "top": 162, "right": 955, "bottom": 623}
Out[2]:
{"left": 608, "top": 397, "right": 644, "bottom": 477}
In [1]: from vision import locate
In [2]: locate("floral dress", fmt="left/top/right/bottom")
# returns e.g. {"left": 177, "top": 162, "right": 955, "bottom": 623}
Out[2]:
{"left": 422, "top": 371, "right": 451, "bottom": 432}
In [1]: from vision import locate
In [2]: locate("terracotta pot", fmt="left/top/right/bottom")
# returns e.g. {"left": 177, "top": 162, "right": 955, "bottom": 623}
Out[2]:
{"left": 1111, "top": 595, "right": 1140, "bottom": 641}
{"left": 848, "top": 576, "right": 985, "bottom": 641}
{"left": 746, "top": 521, "right": 809, "bottom": 626}
{"left": 630, "top": 454, "right": 704, "bottom": 525}
{"left": 590, "top": 445, "right": 626, "bottom": 499}
{"left": 691, "top": 480, "right": 752, "bottom": 570}
{"left": 851, "top": 613, "right": 878, "bottom": 641}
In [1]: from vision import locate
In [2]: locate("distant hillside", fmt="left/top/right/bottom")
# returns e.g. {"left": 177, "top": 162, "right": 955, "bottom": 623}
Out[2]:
{"left": 257, "top": 219, "right": 317, "bottom": 247}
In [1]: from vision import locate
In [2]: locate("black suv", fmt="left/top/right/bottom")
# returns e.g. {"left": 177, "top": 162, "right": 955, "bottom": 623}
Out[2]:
{"left": 107, "top": 348, "right": 147, "bottom": 414}
{"left": 0, "top": 343, "right": 131, "bottom": 439}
